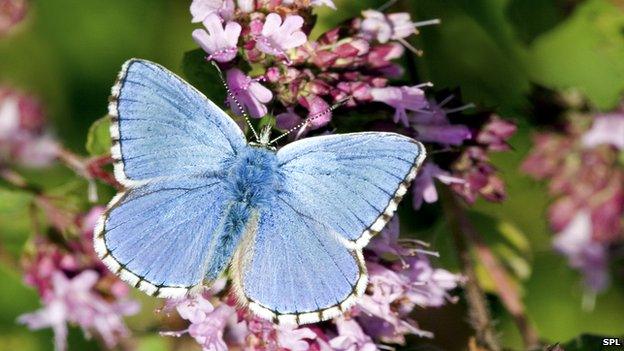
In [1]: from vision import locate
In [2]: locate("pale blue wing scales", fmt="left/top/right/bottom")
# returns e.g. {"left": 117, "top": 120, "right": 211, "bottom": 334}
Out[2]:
{"left": 231, "top": 199, "right": 367, "bottom": 325}
{"left": 277, "top": 132, "right": 425, "bottom": 247}
{"left": 109, "top": 59, "right": 246, "bottom": 185}
{"left": 96, "top": 59, "right": 249, "bottom": 297}
{"left": 94, "top": 177, "right": 230, "bottom": 298}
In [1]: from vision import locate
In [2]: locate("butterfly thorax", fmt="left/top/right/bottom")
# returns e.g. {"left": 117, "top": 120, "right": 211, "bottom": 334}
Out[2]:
{"left": 248, "top": 125, "right": 277, "bottom": 151}
{"left": 224, "top": 146, "right": 280, "bottom": 209}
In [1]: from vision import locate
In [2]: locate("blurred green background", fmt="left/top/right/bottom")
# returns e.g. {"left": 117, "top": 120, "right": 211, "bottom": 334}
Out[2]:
{"left": 1, "top": 0, "right": 624, "bottom": 350}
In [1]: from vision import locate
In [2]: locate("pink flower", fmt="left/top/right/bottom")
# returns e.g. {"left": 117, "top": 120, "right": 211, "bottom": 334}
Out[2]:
{"left": 329, "top": 319, "right": 377, "bottom": 351}
{"left": 553, "top": 211, "right": 610, "bottom": 293}
{"left": 281, "top": 0, "right": 335, "bottom": 8}
{"left": 0, "top": 0, "right": 27, "bottom": 36}
{"left": 412, "top": 162, "right": 464, "bottom": 209}
{"left": 226, "top": 68, "right": 272, "bottom": 118}
{"left": 192, "top": 13, "right": 241, "bottom": 62}
{"left": 367, "top": 43, "right": 404, "bottom": 69}
{"left": 236, "top": 0, "right": 254, "bottom": 12}
{"left": 360, "top": 10, "right": 416, "bottom": 43}
{"left": 190, "top": 0, "right": 234, "bottom": 22}
{"left": 356, "top": 262, "right": 435, "bottom": 343}
{"left": 81, "top": 206, "right": 105, "bottom": 234}
{"left": 0, "top": 88, "right": 58, "bottom": 167}
{"left": 582, "top": 112, "right": 624, "bottom": 150}
{"left": 311, "top": 0, "right": 336, "bottom": 9}
{"left": 451, "top": 147, "right": 506, "bottom": 203}
{"left": 401, "top": 255, "right": 462, "bottom": 308}
{"left": 300, "top": 94, "right": 332, "bottom": 130}
{"left": 276, "top": 325, "right": 318, "bottom": 351}
{"left": 477, "top": 115, "right": 517, "bottom": 151}
{"left": 19, "top": 270, "right": 139, "bottom": 351}
{"left": 164, "top": 294, "right": 235, "bottom": 351}
{"left": 256, "top": 13, "right": 307, "bottom": 58}
{"left": 370, "top": 86, "right": 428, "bottom": 127}
{"left": 521, "top": 133, "right": 570, "bottom": 180}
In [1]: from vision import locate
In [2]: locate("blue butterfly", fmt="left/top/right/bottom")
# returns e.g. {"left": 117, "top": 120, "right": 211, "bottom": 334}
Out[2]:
{"left": 93, "top": 59, "right": 426, "bottom": 325}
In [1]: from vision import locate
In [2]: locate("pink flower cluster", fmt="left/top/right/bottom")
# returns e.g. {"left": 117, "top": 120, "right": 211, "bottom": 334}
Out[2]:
{"left": 0, "top": 86, "right": 58, "bottom": 167}
{"left": 190, "top": 0, "right": 433, "bottom": 133}
{"left": 177, "top": 1, "right": 510, "bottom": 349}
{"left": 18, "top": 207, "right": 139, "bottom": 351}
{"left": 411, "top": 104, "right": 517, "bottom": 208}
{"left": 162, "top": 216, "right": 463, "bottom": 351}
{"left": 0, "top": 0, "right": 27, "bottom": 37}
{"left": 189, "top": 1, "right": 516, "bottom": 208}
{"left": 522, "top": 103, "right": 624, "bottom": 294}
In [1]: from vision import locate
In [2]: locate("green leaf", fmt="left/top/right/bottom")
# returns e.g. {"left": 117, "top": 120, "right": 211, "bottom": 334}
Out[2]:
{"left": 409, "top": 0, "right": 532, "bottom": 115}
{"left": 527, "top": 0, "right": 624, "bottom": 109}
{"left": 0, "top": 189, "right": 34, "bottom": 257}
{"left": 85, "top": 116, "right": 112, "bottom": 156}
{"left": 181, "top": 48, "right": 226, "bottom": 103}
{"left": 136, "top": 335, "right": 170, "bottom": 351}
{"left": 506, "top": 0, "right": 569, "bottom": 45}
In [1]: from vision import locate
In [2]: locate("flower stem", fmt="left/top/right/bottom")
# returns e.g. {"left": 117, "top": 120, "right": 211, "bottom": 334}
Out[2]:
{"left": 440, "top": 187, "right": 541, "bottom": 350}
{"left": 440, "top": 187, "right": 501, "bottom": 351}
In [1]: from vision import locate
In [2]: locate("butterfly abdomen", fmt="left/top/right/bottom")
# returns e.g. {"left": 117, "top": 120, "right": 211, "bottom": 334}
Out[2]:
{"left": 203, "top": 147, "right": 280, "bottom": 280}
{"left": 224, "top": 146, "right": 280, "bottom": 209}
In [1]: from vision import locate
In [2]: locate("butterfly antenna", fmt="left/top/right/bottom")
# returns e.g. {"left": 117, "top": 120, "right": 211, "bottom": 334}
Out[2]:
{"left": 269, "top": 97, "right": 350, "bottom": 145}
{"left": 210, "top": 61, "right": 260, "bottom": 142}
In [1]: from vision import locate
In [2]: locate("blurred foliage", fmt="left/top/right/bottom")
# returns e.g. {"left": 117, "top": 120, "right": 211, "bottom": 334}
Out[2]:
{"left": 1, "top": 0, "right": 624, "bottom": 350}
{"left": 85, "top": 116, "right": 112, "bottom": 156}
{"left": 181, "top": 48, "right": 227, "bottom": 102}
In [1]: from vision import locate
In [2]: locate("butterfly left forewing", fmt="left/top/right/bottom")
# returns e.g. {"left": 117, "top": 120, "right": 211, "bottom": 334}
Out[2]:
{"left": 108, "top": 59, "right": 246, "bottom": 187}
{"left": 95, "top": 59, "right": 247, "bottom": 297}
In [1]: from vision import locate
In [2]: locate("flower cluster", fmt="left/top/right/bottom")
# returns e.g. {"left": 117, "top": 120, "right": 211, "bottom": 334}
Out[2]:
{"left": 190, "top": 1, "right": 516, "bottom": 208}
{"left": 18, "top": 207, "right": 139, "bottom": 351}
{"left": 0, "top": 0, "right": 27, "bottom": 37}
{"left": 173, "top": 1, "right": 513, "bottom": 349}
{"left": 162, "top": 215, "right": 463, "bottom": 351}
{"left": 411, "top": 105, "right": 517, "bottom": 208}
{"left": 190, "top": 0, "right": 434, "bottom": 133}
{"left": 0, "top": 86, "right": 59, "bottom": 168}
{"left": 522, "top": 101, "right": 624, "bottom": 295}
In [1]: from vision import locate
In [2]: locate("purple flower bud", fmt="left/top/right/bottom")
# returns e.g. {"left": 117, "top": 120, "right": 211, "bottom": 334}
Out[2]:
{"left": 412, "top": 162, "right": 464, "bottom": 209}
{"left": 410, "top": 98, "right": 472, "bottom": 146}
{"left": 276, "top": 108, "right": 302, "bottom": 130}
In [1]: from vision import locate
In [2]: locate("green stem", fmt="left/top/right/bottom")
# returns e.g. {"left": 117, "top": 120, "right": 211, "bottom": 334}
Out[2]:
{"left": 440, "top": 187, "right": 501, "bottom": 351}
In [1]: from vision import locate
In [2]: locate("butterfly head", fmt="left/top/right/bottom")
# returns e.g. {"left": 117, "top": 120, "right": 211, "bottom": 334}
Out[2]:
{"left": 249, "top": 125, "right": 276, "bottom": 151}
